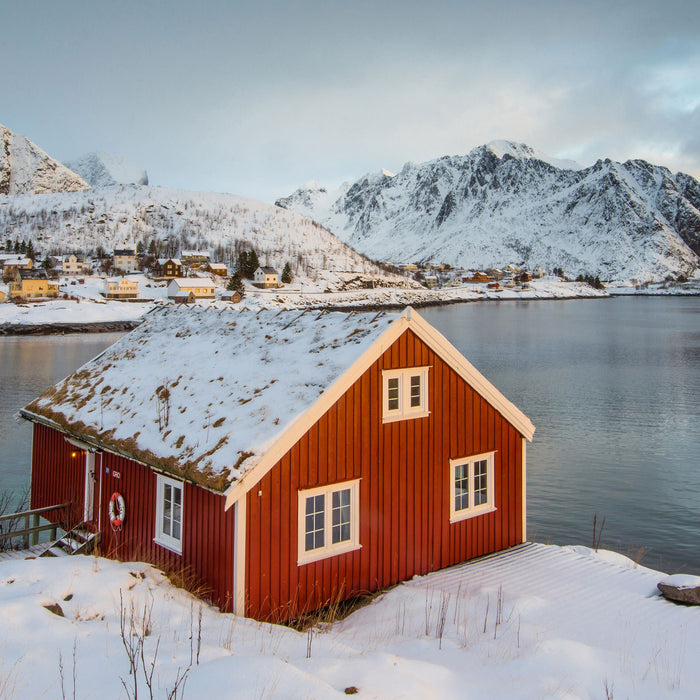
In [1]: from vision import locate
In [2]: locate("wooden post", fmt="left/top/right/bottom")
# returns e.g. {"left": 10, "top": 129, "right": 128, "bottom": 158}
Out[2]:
{"left": 30, "top": 514, "right": 39, "bottom": 546}
{"left": 24, "top": 514, "right": 29, "bottom": 549}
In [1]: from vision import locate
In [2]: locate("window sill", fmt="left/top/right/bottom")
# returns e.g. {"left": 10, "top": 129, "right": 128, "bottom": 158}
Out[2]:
{"left": 153, "top": 536, "right": 183, "bottom": 555}
{"left": 297, "top": 542, "right": 361, "bottom": 566}
{"left": 382, "top": 410, "right": 430, "bottom": 425}
{"left": 450, "top": 505, "right": 497, "bottom": 524}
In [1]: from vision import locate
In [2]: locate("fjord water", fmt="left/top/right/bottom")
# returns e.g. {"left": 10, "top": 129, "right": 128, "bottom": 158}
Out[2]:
{"left": 422, "top": 296, "right": 700, "bottom": 574}
{"left": 1, "top": 297, "right": 698, "bottom": 573}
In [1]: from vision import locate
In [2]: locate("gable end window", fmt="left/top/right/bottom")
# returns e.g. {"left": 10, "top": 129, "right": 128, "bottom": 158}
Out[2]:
{"left": 449, "top": 452, "right": 496, "bottom": 523}
{"left": 298, "top": 479, "right": 360, "bottom": 565}
{"left": 155, "top": 474, "right": 184, "bottom": 554}
{"left": 382, "top": 367, "right": 430, "bottom": 423}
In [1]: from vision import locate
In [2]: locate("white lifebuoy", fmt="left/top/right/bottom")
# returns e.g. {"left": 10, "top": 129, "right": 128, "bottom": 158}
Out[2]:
{"left": 109, "top": 492, "right": 126, "bottom": 529}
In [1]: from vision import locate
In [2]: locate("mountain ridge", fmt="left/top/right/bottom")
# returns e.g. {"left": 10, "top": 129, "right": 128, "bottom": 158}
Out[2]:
{"left": 0, "top": 123, "right": 90, "bottom": 195}
{"left": 276, "top": 141, "right": 700, "bottom": 280}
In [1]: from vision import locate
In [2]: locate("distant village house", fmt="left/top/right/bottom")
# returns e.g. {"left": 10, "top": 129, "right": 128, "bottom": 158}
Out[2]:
{"left": 154, "top": 258, "right": 183, "bottom": 279}
{"left": 180, "top": 250, "right": 211, "bottom": 267}
{"left": 253, "top": 266, "right": 279, "bottom": 288}
{"left": 167, "top": 278, "right": 216, "bottom": 299}
{"left": 9, "top": 268, "right": 59, "bottom": 299}
{"left": 113, "top": 246, "right": 138, "bottom": 273}
{"left": 102, "top": 277, "right": 140, "bottom": 299}
{"left": 62, "top": 254, "right": 91, "bottom": 276}
{"left": 2, "top": 256, "right": 33, "bottom": 283}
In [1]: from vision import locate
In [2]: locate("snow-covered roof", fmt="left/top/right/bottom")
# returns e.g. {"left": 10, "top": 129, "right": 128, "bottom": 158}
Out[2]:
{"left": 257, "top": 266, "right": 278, "bottom": 274}
{"left": 167, "top": 277, "right": 216, "bottom": 289}
{"left": 22, "top": 306, "right": 401, "bottom": 492}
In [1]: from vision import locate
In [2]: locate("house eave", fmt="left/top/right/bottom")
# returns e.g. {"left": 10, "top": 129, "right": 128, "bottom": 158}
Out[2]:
{"left": 20, "top": 409, "right": 228, "bottom": 497}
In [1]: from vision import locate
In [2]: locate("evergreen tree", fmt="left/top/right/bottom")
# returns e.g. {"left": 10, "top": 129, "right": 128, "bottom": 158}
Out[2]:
{"left": 13, "top": 240, "right": 20, "bottom": 253}
{"left": 281, "top": 262, "right": 292, "bottom": 284}
{"left": 246, "top": 249, "right": 259, "bottom": 278}
{"left": 226, "top": 272, "right": 245, "bottom": 297}
{"left": 235, "top": 251, "right": 249, "bottom": 275}
{"left": 40, "top": 254, "right": 53, "bottom": 270}
{"left": 19, "top": 240, "right": 26, "bottom": 254}
{"left": 26, "top": 240, "right": 35, "bottom": 260}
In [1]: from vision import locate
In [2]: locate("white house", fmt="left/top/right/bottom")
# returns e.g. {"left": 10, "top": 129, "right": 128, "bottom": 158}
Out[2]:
{"left": 113, "top": 246, "right": 138, "bottom": 273}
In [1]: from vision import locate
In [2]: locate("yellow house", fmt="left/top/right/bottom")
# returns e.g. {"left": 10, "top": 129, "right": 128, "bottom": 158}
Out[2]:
{"left": 103, "top": 277, "right": 140, "bottom": 299}
{"left": 2, "top": 257, "right": 33, "bottom": 283}
{"left": 253, "top": 266, "right": 279, "bottom": 288}
{"left": 167, "top": 278, "right": 216, "bottom": 299}
{"left": 9, "top": 269, "right": 59, "bottom": 299}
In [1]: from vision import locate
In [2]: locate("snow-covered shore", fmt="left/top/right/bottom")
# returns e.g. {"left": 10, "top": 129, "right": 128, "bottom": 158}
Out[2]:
{"left": 1, "top": 277, "right": 698, "bottom": 333}
{"left": 0, "top": 543, "right": 697, "bottom": 699}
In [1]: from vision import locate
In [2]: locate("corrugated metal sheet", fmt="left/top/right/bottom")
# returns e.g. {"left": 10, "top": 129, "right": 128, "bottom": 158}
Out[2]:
{"left": 245, "top": 329, "right": 525, "bottom": 621}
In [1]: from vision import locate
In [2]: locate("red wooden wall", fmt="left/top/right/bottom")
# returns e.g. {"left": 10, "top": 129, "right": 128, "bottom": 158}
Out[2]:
{"left": 30, "top": 423, "right": 236, "bottom": 612}
{"left": 31, "top": 423, "right": 86, "bottom": 527}
{"left": 245, "top": 329, "right": 525, "bottom": 621}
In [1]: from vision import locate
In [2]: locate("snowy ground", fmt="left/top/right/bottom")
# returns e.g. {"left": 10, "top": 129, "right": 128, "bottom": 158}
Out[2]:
{"left": 0, "top": 543, "right": 697, "bottom": 699}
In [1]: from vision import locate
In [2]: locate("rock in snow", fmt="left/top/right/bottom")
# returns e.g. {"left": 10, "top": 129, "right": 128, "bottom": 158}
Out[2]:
{"left": 65, "top": 151, "right": 149, "bottom": 188}
{"left": 0, "top": 123, "right": 90, "bottom": 195}
{"left": 277, "top": 140, "right": 700, "bottom": 281}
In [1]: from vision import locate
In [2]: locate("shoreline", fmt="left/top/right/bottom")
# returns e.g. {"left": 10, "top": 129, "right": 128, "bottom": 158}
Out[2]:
{"left": 0, "top": 320, "right": 142, "bottom": 336}
{"left": 0, "top": 283, "right": 697, "bottom": 335}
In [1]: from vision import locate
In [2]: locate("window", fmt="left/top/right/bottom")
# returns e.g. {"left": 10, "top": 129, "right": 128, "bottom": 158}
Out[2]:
{"left": 449, "top": 452, "right": 496, "bottom": 522}
{"left": 155, "top": 474, "right": 184, "bottom": 554}
{"left": 382, "top": 367, "right": 430, "bottom": 422}
{"left": 298, "top": 479, "right": 360, "bottom": 564}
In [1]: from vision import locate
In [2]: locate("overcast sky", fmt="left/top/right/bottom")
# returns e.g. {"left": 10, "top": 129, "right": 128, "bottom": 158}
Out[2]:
{"left": 3, "top": 0, "right": 699, "bottom": 201}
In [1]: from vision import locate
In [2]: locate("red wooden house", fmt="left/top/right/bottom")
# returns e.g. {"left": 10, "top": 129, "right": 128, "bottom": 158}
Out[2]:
{"left": 22, "top": 306, "right": 534, "bottom": 621}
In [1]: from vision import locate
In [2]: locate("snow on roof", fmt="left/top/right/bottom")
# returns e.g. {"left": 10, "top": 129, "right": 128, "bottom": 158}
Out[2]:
{"left": 257, "top": 266, "right": 278, "bottom": 274}
{"left": 168, "top": 277, "right": 216, "bottom": 288}
{"left": 23, "top": 306, "right": 400, "bottom": 492}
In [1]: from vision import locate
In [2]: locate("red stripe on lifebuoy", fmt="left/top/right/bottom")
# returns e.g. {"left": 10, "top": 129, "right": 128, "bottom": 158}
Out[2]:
{"left": 109, "top": 492, "right": 126, "bottom": 529}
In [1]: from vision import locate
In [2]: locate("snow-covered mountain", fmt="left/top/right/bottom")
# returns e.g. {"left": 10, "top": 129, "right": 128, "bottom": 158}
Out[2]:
{"left": 276, "top": 141, "right": 700, "bottom": 280}
{"left": 0, "top": 185, "right": 409, "bottom": 289}
{"left": 0, "top": 123, "right": 90, "bottom": 195}
{"left": 65, "top": 151, "right": 149, "bottom": 187}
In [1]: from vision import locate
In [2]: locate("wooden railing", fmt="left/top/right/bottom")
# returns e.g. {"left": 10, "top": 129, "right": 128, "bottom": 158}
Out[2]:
{"left": 0, "top": 502, "right": 70, "bottom": 549}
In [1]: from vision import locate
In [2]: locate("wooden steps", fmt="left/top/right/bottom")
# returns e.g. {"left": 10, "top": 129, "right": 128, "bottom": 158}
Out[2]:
{"left": 41, "top": 525, "right": 100, "bottom": 557}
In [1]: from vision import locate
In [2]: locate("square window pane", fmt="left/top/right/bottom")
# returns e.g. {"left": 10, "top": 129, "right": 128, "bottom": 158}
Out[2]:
{"left": 410, "top": 375, "right": 422, "bottom": 407}
{"left": 388, "top": 377, "right": 400, "bottom": 411}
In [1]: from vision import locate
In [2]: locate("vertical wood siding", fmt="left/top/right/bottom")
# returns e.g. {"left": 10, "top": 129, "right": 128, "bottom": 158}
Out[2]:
{"left": 30, "top": 424, "right": 236, "bottom": 612}
{"left": 245, "top": 329, "right": 525, "bottom": 621}
{"left": 31, "top": 423, "right": 85, "bottom": 527}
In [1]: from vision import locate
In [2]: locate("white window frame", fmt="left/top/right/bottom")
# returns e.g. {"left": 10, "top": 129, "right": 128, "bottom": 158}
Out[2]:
{"left": 297, "top": 479, "right": 360, "bottom": 565}
{"left": 154, "top": 474, "right": 184, "bottom": 554}
{"left": 382, "top": 366, "right": 430, "bottom": 423}
{"left": 449, "top": 451, "right": 497, "bottom": 523}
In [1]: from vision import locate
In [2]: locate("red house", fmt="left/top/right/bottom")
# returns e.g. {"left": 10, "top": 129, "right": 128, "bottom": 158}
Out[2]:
{"left": 22, "top": 306, "right": 534, "bottom": 621}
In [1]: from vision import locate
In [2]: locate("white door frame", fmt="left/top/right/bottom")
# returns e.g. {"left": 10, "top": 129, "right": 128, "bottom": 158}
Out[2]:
{"left": 83, "top": 452, "right": 96, "bottom": 522}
